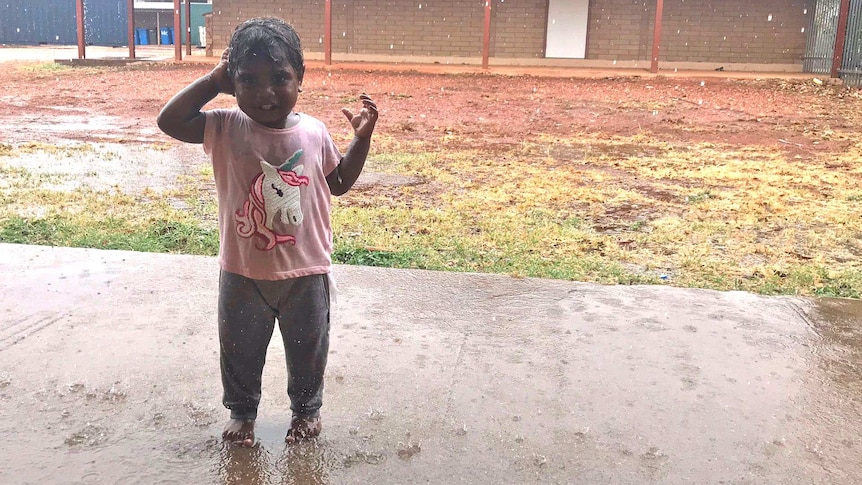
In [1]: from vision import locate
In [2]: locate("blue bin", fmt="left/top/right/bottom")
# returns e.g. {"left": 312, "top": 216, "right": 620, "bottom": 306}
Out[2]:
{"left": 160, "top": 27, "right": 174, "bottom": 45}
{"left": 135, "top": 28, "right": 149, "bottom": 45}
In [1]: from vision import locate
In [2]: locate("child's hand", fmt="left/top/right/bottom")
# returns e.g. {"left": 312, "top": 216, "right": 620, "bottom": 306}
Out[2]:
{"left": 341, "top": 94, "right": 378, "bottom": 139}
{"left": 210, "top": 48, "right": 234, "bottom": 95}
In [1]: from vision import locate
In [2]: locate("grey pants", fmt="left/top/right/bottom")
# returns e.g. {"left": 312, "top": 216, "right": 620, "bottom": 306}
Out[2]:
{"left": 218, "top": 270, "right": 330, "bottom": 421}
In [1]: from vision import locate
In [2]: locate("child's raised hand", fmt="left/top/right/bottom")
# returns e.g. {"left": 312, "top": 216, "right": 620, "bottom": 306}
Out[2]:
{"left": 210, "top": 48, "right": 234, "bottom": 95}
{"left": 341, "top": 94, "right": 378, "bottom": 139}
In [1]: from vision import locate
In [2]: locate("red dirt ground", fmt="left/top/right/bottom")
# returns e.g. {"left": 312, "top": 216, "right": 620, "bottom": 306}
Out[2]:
{"left": 0, "top": 60, "right": 859, "bottom": 155}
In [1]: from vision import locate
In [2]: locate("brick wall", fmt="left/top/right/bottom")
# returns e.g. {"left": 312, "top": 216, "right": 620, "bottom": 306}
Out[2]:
{"left": 586, "top": 0, "right": 655, "bottom": 60}
{"left": 210, "top": 0, "right": 326, "bottom": 56}
{"left": 587, "top": 0, "right": 814, "bottom": 64}
{"left": 211, "top": 0, "right": 548, "bottom": 58}
{"left": 492, "top": 0, "right": 548, "bottom": 58}
{"left": 334, "top": 1, "right": 484, "bottom": 57}
{"left": 210, "top": 0, "right": 812, "bottom": 65}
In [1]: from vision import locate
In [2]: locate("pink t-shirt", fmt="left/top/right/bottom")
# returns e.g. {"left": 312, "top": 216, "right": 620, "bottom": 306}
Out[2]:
{"left": 203, "top": 109, "right": 342, "bottom": 280}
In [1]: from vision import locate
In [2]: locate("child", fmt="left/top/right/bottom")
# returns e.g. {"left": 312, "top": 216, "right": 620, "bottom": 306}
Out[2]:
{"left": 157, "top": 17, "right": 378, "bottom": 446}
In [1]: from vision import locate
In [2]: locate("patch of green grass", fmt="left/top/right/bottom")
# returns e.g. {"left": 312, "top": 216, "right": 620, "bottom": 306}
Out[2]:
{"left": 9, "top": 141, "right": 95, "bottom": 157}
{"left": 328, "top": 135, "right": 862, "bottom": 297}
{"left": 0, "top": 216, "right": 72, "bottom": 245}
{"left": 18, "top": 62, "right": 71, "bottom": 74}
{"left": 777, "top": 267, "right": 860, "bottom": 298}
{"left": 563, "top": 216, "right": 583, "bottom": 229}
{"left": 332, "top": 246, "right": 426, "bottom": 268}
{"left": 331, "top": 203, "right": 658, "bottom": 284}
{"left": 0, "top": 215, "right": 217, "bottom": 255}
{"left": 0, "top": 158, "right": 218, "bottom": 255}
{"left": 628, "top": 220, "right": 647, "bottom": 231}
{"left": 685, "top": 190, "right": 715, "bottom": 204}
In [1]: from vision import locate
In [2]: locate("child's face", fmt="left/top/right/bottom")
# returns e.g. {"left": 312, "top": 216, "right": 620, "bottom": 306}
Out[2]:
{"left": 232, "top": 57, "right": 301, "bottom": 129}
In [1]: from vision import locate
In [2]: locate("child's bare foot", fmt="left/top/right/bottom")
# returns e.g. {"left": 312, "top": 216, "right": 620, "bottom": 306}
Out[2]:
{"left": 223, "top": 419, "right": 255, "bottom": 447}
{"left": 285, "top": 415, "right": 321, "bottom": 444}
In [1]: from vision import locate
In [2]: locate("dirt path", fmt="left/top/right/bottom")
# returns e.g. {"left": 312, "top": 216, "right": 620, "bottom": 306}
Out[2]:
{"left": 1, "top": 61, "right": 858, "bottom": 152}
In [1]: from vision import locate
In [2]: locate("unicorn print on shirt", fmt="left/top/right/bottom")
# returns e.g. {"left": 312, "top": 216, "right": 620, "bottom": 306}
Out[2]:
{"left": 235, "top": 149, "right": 310, "bottom": 250}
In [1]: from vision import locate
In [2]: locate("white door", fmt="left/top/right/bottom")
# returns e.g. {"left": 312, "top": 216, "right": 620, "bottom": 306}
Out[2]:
{"left": 546, "top": 0, "right": 590, "bottom": 58}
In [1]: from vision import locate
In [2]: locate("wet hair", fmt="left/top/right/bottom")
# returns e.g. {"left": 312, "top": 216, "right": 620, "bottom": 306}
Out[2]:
{"left": 227, "top": 17, "right": 305, "bottom": 83}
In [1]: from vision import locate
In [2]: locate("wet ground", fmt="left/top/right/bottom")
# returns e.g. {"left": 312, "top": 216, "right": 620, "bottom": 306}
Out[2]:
{"left": 0, "top": 243, "right": 860, "bottom": 484}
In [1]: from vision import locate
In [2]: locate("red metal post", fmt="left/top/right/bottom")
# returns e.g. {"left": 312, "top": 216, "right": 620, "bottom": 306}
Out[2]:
{"left": 482, "top": 1, "right": 491, "bottom": 69}
{"left": 128, "top": 0, "right": 135, "bottom": 59}
{"left": 831, "top": 0, "right": 851, "bottom": 78}
{"left": 174, "top": 0, "right": 182, "bottom": 61}
{"left": 650, "top": 0, "right": 664, "bottom": 73}
{"left": 324, "top": 0, "right": 332, "bottom": 65}
{"left": 186, "top": 0, "right": 192, "bottom": 56}
{"left": 76, "top": 0, "right": 86, "bottom": 59}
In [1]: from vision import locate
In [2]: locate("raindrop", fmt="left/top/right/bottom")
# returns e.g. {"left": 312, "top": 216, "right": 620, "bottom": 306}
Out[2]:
{"left": 700, "top": 81, "right": 705, "bottom": 87}
{"left": 767, "top": 14, "right": 773, "bottom": 21}
{"left": 342, "top": 32, "right": 346, "bottom": 37}
{"left": 390, "top": 44, "right": 394, "bottom": 49}
{"left": 801, "top": 27, "right": 805, "bottom": 33}
{"left": 803, "top": 9, "right": 808, "bottom": 14}
{"left": 418, "top": 3, "right": 422, "bottom": 8}
{"left": 652, "top": 110, "right": 658, "bottom": 116}
{"left": 612, "top": 60, "right": 617, "bottom": 65}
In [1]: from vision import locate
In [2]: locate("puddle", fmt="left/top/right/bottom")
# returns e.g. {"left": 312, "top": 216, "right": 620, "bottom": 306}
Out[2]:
{"left": 0, "top": 111, "right": 160, "bottom": 145}
{"left": 0, "top": 142, "right": 207, "bottom": 194}
{"left": 31, "top": 113, "right": 122, "bottom": 133}
{"left": 803, "top": 297, "right": 862, "bottom": 393}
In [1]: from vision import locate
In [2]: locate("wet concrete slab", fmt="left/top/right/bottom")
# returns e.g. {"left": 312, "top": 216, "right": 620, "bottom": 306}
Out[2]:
{"left": 0, "top": 243, "right": 859, "bottom": 484}
{"left": 0, "top": 45, "right": 199, "bottom": 63}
